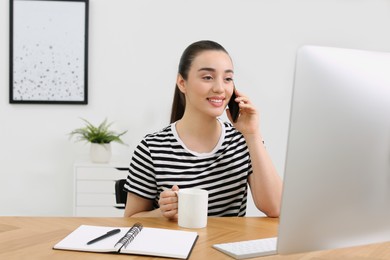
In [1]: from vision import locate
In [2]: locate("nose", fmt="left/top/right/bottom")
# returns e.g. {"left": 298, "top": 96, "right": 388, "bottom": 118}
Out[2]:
{"left": 212, "top": 79, "right": 225, "bottom": 93}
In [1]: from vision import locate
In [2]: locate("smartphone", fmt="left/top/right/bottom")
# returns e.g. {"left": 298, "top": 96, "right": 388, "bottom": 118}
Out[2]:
{"left": 228, "top": 87, "right": 239, "bottom": 123}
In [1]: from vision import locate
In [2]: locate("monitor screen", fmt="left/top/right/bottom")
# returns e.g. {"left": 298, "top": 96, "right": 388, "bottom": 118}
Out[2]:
{"left": 278, "top": 46, "right": 390, "bottom": 254}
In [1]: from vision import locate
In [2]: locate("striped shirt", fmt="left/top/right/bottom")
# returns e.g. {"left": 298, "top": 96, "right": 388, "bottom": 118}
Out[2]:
{"left": 124, "top": 119, "right": 252, "bottom": 216}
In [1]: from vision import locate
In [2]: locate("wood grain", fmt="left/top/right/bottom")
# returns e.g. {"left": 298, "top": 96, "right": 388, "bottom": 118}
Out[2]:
{"left": 0, "top": 217, "right": 389, "bottom": 259}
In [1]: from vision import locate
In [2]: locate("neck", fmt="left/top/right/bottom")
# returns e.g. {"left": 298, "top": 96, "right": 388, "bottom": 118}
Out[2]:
{"left": 178, "top": 113, "right": 220, "bottom": 136}
{"left": 175, "top": 114, "right": 222, "bottom": 153}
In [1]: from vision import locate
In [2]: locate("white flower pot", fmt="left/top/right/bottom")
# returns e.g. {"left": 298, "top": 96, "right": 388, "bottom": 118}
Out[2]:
{"left": 90, "top": 143, "right": 112, "bottom": 163}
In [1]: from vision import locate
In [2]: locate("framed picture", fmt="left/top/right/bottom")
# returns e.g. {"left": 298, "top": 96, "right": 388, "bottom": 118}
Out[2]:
{"left": 10, "top": 0, "right": 89, "bottom": 104}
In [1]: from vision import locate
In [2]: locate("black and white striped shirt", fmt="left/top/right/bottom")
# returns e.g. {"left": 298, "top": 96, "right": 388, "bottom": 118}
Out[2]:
{"left": 124, "top": 119, "right": 252, "bottom": 216}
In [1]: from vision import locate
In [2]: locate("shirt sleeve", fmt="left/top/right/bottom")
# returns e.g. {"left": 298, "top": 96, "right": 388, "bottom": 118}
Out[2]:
{"left": 124, "top": 139, "right": 157, "bottom": 200}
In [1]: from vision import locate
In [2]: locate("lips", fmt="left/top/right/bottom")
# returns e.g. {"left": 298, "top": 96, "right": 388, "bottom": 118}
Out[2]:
{"left": 207, "top": 97, "right": 225, "bottom": 107}
{"left": 208, "top": 98, "right": 223, "bottom": 104}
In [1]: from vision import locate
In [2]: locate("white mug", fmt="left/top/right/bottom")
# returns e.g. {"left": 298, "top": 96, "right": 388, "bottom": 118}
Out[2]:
{"left": 176, "top": 188, "right": 208, "bottom": 229}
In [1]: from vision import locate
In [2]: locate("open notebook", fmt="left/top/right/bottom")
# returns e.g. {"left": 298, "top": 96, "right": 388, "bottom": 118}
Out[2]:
{"left": 53, "top": 223, "right": 198, "bottom": 259}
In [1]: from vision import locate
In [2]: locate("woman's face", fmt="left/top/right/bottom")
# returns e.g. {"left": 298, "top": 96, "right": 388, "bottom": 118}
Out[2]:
{"left": 177, "top": 50, "right": 234, "bottom": 120}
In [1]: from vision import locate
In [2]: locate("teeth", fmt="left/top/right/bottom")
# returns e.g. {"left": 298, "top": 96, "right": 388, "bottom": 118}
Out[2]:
{"left": 209, "top": 99, "right": 222, "bottom": 103}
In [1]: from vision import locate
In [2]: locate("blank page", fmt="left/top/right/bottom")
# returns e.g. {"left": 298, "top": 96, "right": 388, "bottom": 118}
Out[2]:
{"left": 121, "top": 227, "right": 198, "bottom": 259}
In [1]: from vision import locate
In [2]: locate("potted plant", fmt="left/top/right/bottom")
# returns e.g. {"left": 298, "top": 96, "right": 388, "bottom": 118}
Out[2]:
{"left": 70, "top": 118, "right": 127, "bottom": 163}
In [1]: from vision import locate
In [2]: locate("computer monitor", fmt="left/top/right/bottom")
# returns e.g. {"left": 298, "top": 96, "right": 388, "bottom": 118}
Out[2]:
{"left": 277, "top": 46, "right": 390, "bottom": 254}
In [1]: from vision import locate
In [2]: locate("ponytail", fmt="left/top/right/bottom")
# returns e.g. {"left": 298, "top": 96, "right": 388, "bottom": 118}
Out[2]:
{"left": 170, "top": 85, "right": 185, "bottom": 123}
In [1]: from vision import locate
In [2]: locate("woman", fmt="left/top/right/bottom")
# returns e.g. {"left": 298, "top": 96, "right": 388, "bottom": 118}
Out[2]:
{"left": 124, "top": 40, "right": 282, "bottom": 218}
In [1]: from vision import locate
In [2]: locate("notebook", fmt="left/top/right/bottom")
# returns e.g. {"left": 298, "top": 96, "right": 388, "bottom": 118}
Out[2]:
{"left": 213, "top": 237, "right": 277, "bottom": 259}
{"left": 53, "top": 222, "right": 198, "bottom": 259}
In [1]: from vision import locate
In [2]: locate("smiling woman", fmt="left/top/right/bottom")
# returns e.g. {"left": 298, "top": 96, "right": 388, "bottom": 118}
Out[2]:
{"left": 123, "top": 40, "right": 283, "bottom": 220}
{"left": 176, "top": 50, "right": 234, "bottom": 120}
{"left": 170, "top": 41, "right": 234, "bottom": 123}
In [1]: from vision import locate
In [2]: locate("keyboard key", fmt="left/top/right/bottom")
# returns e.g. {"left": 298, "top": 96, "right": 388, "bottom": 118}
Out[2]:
{"left": 213, "top": 237, "right": 277, "bottom": 259}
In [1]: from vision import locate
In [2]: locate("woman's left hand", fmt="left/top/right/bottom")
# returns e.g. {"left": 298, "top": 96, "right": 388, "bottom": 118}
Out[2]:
{"left": 227, "top": 88, "right": 260, "bottom": 136}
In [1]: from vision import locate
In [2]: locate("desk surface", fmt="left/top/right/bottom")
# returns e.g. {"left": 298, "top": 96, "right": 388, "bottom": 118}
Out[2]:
{"left": 1, "top": 216, "right": 389, "bottom": 259}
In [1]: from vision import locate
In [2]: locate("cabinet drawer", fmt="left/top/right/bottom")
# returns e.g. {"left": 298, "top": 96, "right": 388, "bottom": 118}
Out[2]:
{"left": 73, "top": 161, "right": 130, "bottom": 217}
{"left": 75, "top": 206, "right": 124, "bottom": 217}
{"left": 77, "top": 180, "right": 115, "bottom": 193}
{"left": 77, "top": 193, "right": 116, "bottom": 206}
{"left": 76, "top": 167, "right": 128, "bottom": 180}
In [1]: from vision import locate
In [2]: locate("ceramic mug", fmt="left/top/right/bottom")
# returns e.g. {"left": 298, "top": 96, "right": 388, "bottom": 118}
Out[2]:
{"left": 176, "top": 188, "right": 208, "bottom": 228}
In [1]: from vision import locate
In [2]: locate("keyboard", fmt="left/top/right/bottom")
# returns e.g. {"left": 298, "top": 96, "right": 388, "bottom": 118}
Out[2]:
{"left": 212, "top": 237, "right": 277, "bottom": 259}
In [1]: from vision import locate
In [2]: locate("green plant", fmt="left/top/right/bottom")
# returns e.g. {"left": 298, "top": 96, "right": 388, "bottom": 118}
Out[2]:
{"left": 69, "top": 118, "right": 127, "bottom": 144}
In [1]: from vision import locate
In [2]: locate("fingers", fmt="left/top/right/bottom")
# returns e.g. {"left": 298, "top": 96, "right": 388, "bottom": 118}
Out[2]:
{"left": 234, "top": 89, "right": 251, "bottom": 105}
{"left": 159, "top": 185, "right": 179, "bottom": 219}
{"left": 234, "top": 95, "right": 254, "bottom": 114}
{"left": 226, "top": 89, "right": 254, "bottom": 124}
{"left": 236, "top": 96, "right": 251, "bottom": 106}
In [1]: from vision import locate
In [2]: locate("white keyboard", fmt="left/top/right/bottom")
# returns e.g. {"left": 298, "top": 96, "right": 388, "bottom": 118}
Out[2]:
{"left": 213, "top": 237, "right": 277, "bottom": 259}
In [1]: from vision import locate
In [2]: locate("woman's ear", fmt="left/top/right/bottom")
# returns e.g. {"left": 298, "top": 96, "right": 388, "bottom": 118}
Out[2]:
{"left": 176, "top": 74, "right": 186, "bottom": 93}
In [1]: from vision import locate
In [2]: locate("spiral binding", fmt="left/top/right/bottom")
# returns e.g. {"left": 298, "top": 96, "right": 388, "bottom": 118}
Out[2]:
{"left": 115, "top": 222, "right": 143, "bottom": 249}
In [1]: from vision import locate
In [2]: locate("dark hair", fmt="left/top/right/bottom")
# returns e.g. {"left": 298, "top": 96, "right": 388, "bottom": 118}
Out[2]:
{"left": 170, "top": 40, "right": 229, "bottom": 123}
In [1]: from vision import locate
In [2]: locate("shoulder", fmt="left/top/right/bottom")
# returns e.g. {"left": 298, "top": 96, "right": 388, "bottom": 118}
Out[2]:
{"left": 221, "top": 121, "right": 243, "bottom": 138}
{"left": 143, "top": 124, "right": 174, "bottom": 140}
{"left": 221, "top": 120, "right": 265, "bottom": 146}
{"left": 222, "top": 121, "right": 234, "bottom": 131}
{"left": 137, "top": 124, "right": 177, "bottom": 150}
{"left": 132, "top": 125, "right": 175, "bottom": 158}
{"left": 219, "top": 120, "right": 248, "bottom": 152}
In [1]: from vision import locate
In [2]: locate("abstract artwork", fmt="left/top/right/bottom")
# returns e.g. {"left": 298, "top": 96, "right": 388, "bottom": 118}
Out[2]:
{"left": 10, "top": 0, "right": 89, "bottom": 104}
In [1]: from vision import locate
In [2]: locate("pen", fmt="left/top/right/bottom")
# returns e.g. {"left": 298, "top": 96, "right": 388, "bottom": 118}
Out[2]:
{"left": 86, "top": 229, "right": 121, "bottom": 245}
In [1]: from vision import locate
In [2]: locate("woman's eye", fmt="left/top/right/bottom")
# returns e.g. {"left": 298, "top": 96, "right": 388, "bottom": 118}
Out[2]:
{"left": 225, "top": 77, "right": 233, "bottom": 82}
{"left": 203, "top": 76, "right": 213, "bottom": 80}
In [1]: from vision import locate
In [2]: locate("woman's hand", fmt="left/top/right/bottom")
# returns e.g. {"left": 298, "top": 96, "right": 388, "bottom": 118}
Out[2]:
{"left": 227, "top": 90, "right": 282, "bottom": 217}
{"left": 227, "top": 88, "right": 260, "bottom": 136}
{"left": 158, "top": 185, "right": 179, "bottom": 220}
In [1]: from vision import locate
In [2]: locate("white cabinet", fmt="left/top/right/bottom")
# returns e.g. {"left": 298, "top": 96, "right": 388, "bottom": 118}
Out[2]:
{"left": 73, "top": 160, "right": 129, "bottom": 217}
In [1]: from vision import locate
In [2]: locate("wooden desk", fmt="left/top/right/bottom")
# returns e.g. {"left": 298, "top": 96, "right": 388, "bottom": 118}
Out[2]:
{"left": 0, "top": 217, "right": 389, "bottom": 259}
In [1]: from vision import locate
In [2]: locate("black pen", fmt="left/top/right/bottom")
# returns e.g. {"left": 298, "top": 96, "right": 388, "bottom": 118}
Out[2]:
{"left": 86, "top": 229, "right": 121, "bottom": 245}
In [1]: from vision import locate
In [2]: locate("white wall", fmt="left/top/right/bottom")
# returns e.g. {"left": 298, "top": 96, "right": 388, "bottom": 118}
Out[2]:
{"left": 1, "top": 0, "right": 390, "bottom": 216}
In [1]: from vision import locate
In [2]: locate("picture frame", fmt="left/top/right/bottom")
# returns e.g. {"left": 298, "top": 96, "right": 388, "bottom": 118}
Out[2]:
{"left": 10, "top": 0, "right": 89, "bottom": 104}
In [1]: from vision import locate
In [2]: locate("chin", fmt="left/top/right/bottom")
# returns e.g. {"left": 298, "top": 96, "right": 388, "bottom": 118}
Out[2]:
{"left": 203, "top": 107, "right": 225, "bottom": 119}
{"left": 210, "top": 111, "right": 225, "bottom": 118}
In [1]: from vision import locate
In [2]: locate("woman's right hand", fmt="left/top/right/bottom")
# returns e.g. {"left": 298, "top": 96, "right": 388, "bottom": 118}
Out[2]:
{"left": 158, "top": 185, "right": 179, "bottom": 220}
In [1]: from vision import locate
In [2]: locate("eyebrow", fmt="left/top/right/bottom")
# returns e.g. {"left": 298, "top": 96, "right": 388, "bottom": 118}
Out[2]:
{"left": 198, "top": 67, "right": 234, "bottom": 74}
